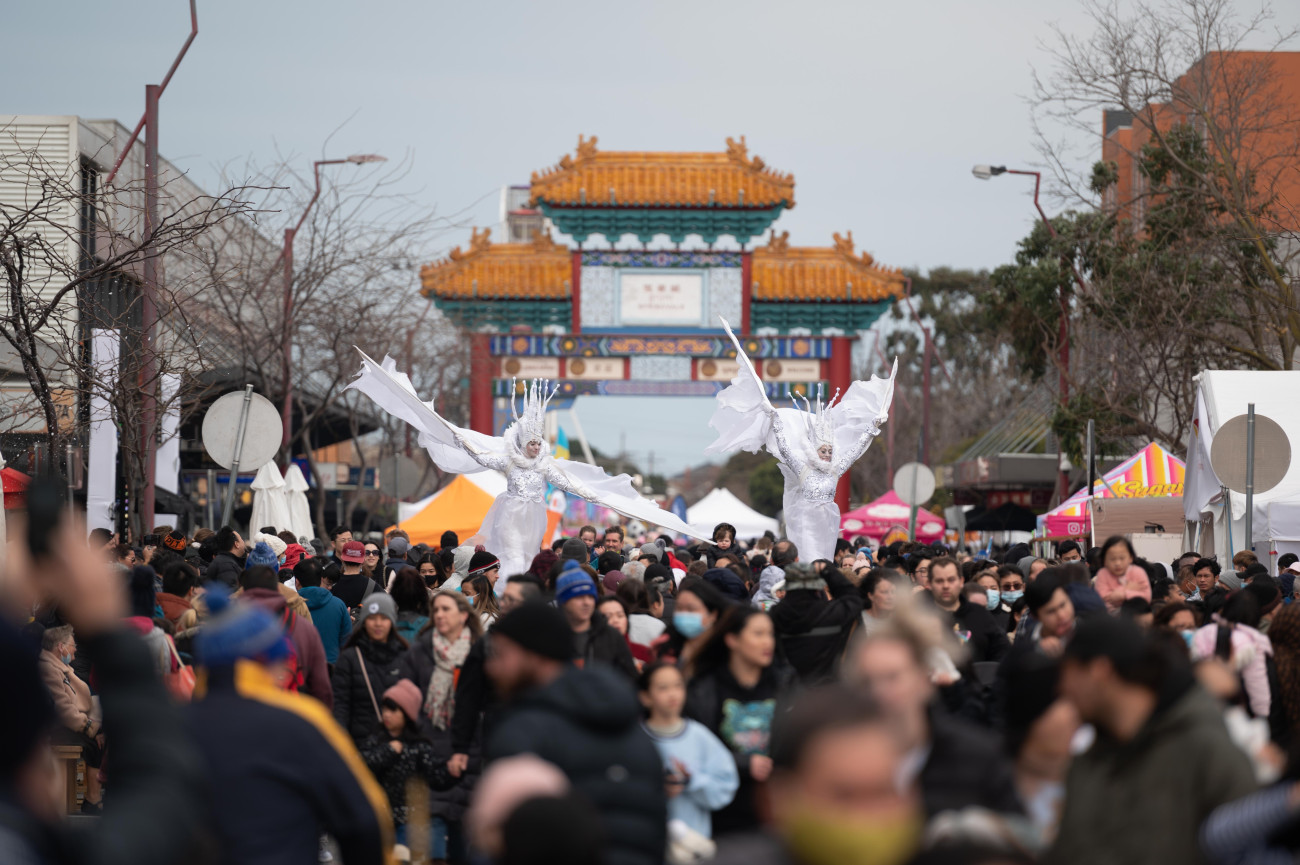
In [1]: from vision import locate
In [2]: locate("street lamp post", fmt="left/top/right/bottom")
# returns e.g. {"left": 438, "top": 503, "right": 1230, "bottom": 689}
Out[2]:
{"left": 278, "top": 154, "right": 387, "bottom": 459}
{"left": 973, "top": 164, "right": 1087, "bottom": 504}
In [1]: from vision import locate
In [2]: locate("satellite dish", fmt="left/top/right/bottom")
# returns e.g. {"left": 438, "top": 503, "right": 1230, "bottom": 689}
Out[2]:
{"left": 893, "top": 462, "right": 936, "bottom": 506}
{"left": 1210, "top": 413, "right": 1291, "bottom": 495}
{"left": 201, "top": 389, "right": 281, "bottom": 472}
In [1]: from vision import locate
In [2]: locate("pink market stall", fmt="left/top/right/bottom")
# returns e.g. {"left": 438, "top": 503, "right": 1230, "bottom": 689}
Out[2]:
{"left": 1040, "top": 442, "right": 1185, "bottom": 538}
{"left": 841, "top": 490, "right": 946, "bottom": 544}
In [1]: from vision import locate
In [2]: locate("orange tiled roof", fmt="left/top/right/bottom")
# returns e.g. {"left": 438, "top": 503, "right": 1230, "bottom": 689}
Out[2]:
{"left": 530, "top": 136, "right": 795, "bottom": 209}
{"left": 751, "top": 231, "right": 905, "bottom": 302}
{"left": 420, "top": 228, "right": 571, "bottom": 300}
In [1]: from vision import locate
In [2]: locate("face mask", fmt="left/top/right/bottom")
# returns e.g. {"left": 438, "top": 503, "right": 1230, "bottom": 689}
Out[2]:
{"left": 61, "top": 653, "right": 73, "bottom": 665}
{"left": 985, "top": 591, "right": 1001, "bottom": 610}
{"left": 1181, "top": 630, "right": 1195, "bottom": 650}
{"left": 1002, "top": 590, "right": 1024, "bottom": 603}
{"left": 673, "top": 612, "right": 705, "bottom": 638}
{"left": 782, "top": 806, "right": 921, "bottom": 865}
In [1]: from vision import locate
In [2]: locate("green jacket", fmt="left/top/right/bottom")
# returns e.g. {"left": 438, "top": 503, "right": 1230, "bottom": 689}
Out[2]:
{"left": 1049, "top": 683, "right": 1256, "bottom": 865}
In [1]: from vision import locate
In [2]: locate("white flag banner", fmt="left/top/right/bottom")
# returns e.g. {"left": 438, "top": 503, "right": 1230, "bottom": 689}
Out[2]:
{"left": 87, "top": 329, "right": 120, "bottom": 533}
{"left": 154, "top": 372, "right": 182, "bottom": 527}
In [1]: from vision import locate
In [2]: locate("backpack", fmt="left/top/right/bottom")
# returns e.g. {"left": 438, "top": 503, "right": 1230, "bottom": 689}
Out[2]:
{"left": 347, "top": 579, "right": 382, "bottom": 624}
{"left": 279, "top": 608, "right": 305, "bottom": 692}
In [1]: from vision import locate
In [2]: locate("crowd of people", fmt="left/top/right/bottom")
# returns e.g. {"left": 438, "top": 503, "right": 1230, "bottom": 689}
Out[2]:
{"left": 7, "top": 512, "right": 1300, "bottom": 865}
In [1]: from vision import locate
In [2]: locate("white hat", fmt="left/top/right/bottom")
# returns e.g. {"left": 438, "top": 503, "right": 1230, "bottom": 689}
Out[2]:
{"left": 253, "top": 532, "right": 287, "bottom": 559}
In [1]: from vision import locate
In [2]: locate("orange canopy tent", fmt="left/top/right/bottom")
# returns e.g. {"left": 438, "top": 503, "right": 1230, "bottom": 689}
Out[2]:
{"left": 388, "top": 472, "right": 561, "bottom": 548}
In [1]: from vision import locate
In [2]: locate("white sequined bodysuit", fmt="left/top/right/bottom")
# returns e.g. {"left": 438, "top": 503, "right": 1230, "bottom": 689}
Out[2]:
{"left": 771, "top": 413, "right": 880, "bottom": 562}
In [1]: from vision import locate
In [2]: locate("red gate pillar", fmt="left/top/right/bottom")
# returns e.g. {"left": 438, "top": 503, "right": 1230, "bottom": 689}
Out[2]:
{"left": 469, "top": 333, "right": 493, "bottom": 435}
{"left": 829, "top": 335, "right": 853, "bottom": 513}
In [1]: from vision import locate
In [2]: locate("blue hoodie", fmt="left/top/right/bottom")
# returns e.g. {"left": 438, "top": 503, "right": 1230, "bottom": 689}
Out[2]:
{"left": 299, "top": 586, "right": 351, "bottom": 664}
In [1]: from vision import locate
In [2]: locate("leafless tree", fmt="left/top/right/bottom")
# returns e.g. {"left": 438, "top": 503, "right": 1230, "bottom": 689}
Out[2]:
{"left": 192, "top": 154, "right": 468, "bottom": 536}
{"left": 0, "top": 131, "right": 263, "bottom": 534}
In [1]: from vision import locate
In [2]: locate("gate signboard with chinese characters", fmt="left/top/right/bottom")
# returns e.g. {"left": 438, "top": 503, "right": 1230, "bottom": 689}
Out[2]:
{"left": 420, "top": 136, "right": 907, "bottom": 511}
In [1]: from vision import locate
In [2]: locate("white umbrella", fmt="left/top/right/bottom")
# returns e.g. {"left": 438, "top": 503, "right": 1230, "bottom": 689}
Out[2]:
{"left": 283, "top": 463, "right": 315, "bottom": 541}
{"left": 250, "top": 462, "right": 292, "bottom": 536}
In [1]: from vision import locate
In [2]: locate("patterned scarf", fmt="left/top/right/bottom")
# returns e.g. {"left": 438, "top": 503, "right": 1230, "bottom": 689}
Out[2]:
{"left": 424, "top": 627, "right": 472, "bottom": 730}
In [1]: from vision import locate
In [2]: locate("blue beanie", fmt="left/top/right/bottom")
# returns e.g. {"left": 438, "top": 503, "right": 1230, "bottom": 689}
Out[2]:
{"left": 555, "top": 559, "right": 597, "bottom": 606}
{"left": 245, "top": 541, "right": 279, "bottom": 570}
{"left": 196, "top": 587, "right": 290, "bottom": 667}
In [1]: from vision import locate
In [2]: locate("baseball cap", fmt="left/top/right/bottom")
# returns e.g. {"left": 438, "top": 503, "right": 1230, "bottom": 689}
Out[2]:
{"left": 341, "top": 540, "right": 366, "bottom": 563}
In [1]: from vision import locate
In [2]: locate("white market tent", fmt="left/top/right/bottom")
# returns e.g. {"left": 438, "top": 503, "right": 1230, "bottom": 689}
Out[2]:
{"left": 1184, "top": 370, "right": 1300, "bottom": 563}
{"left": 687, "top": 488, "right": 779, "bottom": 540}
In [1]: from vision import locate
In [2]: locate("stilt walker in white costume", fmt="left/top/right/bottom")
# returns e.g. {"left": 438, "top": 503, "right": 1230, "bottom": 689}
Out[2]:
{"left": 705, "top": 318, "right": 897, "bottom": 563}
{"left": 347, "top": 351, "right": 708, "bottom": 593}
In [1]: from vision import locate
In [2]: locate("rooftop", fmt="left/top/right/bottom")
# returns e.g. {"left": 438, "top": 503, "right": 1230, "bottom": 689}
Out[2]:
{"left": 420, "top": 227, "right": 571, "bottom": 300}
{"left": 751, "top": 230, "right": 905, "bottom": 302}
{"left": 529, "top": 135, "right": 795, "bottom": 210}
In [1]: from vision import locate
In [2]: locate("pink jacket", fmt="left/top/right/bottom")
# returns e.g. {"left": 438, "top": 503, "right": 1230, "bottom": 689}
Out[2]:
{"left": 1094, "top": 564, "right": 1152, "bottom": 612}
{"left": 1191, "top": 622, "right": 1272, "bottom": 717}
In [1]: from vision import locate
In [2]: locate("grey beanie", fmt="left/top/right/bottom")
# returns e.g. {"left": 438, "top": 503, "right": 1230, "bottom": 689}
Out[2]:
{"left": 355, "top": 592, "right": 397, "bottom": 631}
{"left": 1219, "top": 570, "right": 1243, "bottom": 591}
{"left": 638, "top": 543, "right": 663, "bottom": 563}
{"left": 1018, "top": 556, "right": 1037, "bottom": 579}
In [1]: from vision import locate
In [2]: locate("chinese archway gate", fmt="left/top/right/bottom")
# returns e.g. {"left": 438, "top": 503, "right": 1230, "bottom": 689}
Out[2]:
{"left": 421, "top": 136, "right": 906, "bottom": 512}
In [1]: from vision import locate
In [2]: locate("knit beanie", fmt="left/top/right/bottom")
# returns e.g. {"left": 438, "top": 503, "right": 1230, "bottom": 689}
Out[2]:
{"left": 1219, "top": 570, "right": 1244, "bottom": 592}
{"left": 356, "top": 592, "right": 398, "bottom": 631}
{"left": 1282, "top": 571, "right": 1297, "bottom": 599}
{"left": 560, "top": 538, "right": 589, "bottom": 562}
{"left": 196, "top": 588, "right": 290, "bottom": 667}
{"left": 555, "top": 560, "right": 597, "bottom": 606}
{"left": 383, "top": 679, "right": 424, "bottom": 725}
{"left": 162, "top": 530, "right": 188, "bottom": 552}
{"left": 638, "top": 543, "right": 663, "bottom": 563}
{"left": 469, "top": 550, "right": 501, "bottom": 576}
{"left": 493, "top": 603, "right": 575, "bottom": 661}
{"left": 782, "top": 562, "right": 827, "bottom": 593}
{"left": 253, "top": 532, "right": 287, "bottom": 559}
{"left": 245, "top": 541, "right": 279, "bottom": 570}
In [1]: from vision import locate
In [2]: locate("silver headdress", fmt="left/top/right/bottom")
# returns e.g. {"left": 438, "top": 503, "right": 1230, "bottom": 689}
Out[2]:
{"left": 509, "top": 377, "right": 558, "bottom": 451}
{"left": 797, "top": 384, "right": 840, "bottom": 449}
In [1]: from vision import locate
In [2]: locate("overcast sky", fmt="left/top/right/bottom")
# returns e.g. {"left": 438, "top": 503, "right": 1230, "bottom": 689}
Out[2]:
{"left": 7, "top": 0, "right": 1298, "bottom": 475}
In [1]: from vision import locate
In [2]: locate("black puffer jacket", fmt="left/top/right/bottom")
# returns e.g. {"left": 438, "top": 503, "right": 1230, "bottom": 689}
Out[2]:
{"left": 398, "top": 628, "right": 482, "bottom": 822}
{"left": 768, "top": 567, "right": 863, "bottom": 685}
{"left": 487, "top": 664, "right": 666, "bottom": 865}
{"left": 331, "top": 632, "right": 407, "bottom": 744}
{"left": 205, "top": 551, "right": 244, "bottom": 589}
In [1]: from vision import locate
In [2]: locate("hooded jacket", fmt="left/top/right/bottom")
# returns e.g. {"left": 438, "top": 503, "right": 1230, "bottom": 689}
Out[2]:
{"left": 768, "top": 567, "right": 863, "bottom": 685}
{"left": 300, "top": 586, "right": 352, "bottom": 664}
{"left": 751, "top": 564, "right": 784, "bottom": 609}
{"left": 331, "top": 632, "right": 407, "bottom": 744}
{"left": 157, "top": 591, "right": 198, "bottom": 633}
{"left": 241, "top": 587, "right": 333, "bottom": 709}
{"left": 281, "top": 543, "right": 306, "bottom": 571}
{"left": 1048, "top": 681, "right": 1256, "bottom": 865}
{"left": 487, "top": 664, "right": 666, "bottom": 865}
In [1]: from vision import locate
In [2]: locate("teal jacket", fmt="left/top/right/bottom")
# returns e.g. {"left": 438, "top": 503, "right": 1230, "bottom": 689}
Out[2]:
{"left": 300, "top": 586, "right": 351, "bottom": 664}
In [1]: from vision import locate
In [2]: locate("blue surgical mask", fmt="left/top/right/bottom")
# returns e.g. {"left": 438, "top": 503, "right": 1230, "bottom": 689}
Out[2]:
{"left": 1181, "top": 630, "right": 1195, "bottom": 650}
{"left": 673, "top": 611, "right": 705, "bottom": 638}
{"left": 61, "top": 653, "right": 73, "bottom": 665}
{"left": 985, "top": 591, "right": 1001, "bottom": 611}
{"left": 1002, "top": 589, "right": 1024, "bottom": 603}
